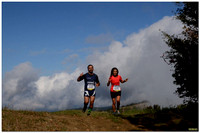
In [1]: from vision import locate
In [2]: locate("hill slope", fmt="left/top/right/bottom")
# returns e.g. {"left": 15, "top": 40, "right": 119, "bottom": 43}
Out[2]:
{"left": 2, "top": 102, "right": 198, "bottom": 131}
{"left": 2, "top": 109, "right": 143, "bottom": 131}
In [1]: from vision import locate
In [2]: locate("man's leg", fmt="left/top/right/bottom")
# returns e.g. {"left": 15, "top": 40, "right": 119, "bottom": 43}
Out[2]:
{"left": 83, "top": 96, "right": 89, "bottom": 113}
{"left": 89, "top": 96, "right": 95, "bottom": 109}
{"left": 87, "top": 96, "right": 95, "bottom": 115}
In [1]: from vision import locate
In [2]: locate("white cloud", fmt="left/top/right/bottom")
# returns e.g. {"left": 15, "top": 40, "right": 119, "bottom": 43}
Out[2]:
{"left": 85, "top": 33, "right": 114, "bottom": 45}
{"left": 29, "top": 49, "right": 46, "bottom": 56}
{"left": 3, "top": 62, "right": 84, "bottom": 111}
{"left": 3, "top": 16, "right": 184, "bottom": 111}
{"left": 62, "top": 54, "right": 79, "bottom": 64}
{"left": 87, "top": 16, "right": 184, "bottom": 107}
{"left": 61, "top": 48, "right": 73, "bottom": 54}
{"left": 3, "top": 62, "right": 39, "bottom": 110}
{"left": 33, "top": 69, "right": 84, "bottom": 111}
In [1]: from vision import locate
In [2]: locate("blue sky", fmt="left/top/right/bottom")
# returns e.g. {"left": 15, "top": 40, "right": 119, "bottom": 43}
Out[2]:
{"left": 3, "top": 2, "right": 179, "bottom": 76}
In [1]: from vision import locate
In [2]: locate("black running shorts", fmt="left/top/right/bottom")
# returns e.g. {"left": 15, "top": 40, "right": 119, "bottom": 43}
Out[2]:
{"left": 84, "top": 90, "right": 96, "bottom": 97}
{"left": 110, "top": 91, "right": 121, "bottom": 98}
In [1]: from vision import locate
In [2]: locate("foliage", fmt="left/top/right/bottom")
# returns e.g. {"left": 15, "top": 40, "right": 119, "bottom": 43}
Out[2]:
{"left": 161, "top": 2, "right": 198, "bottom": 103}
{"left": 121, "top": 104, "right": 198, "bottom": 131}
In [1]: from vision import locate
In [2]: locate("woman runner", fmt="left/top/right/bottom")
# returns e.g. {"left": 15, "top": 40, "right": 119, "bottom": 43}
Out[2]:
{"left": 107, "top": 67, "right": 128, "bottom": 114}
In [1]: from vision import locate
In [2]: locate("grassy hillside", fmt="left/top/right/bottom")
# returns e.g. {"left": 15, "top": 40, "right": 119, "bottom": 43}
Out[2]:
{"left": 2, "top": 103, "right": 198, "bottom": 131}
{"left": 2, "top": 109, "right": 141, "bottom": 131}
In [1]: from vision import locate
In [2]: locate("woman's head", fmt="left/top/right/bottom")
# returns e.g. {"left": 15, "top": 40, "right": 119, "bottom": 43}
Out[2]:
{"left": 110, "top": 67, "right": 119, "bottom": 77}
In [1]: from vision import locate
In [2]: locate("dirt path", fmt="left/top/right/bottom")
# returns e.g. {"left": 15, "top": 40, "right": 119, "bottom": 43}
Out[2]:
{"left": 59, "top": 114, "right": 141, "bottom": 131}
{"left": 2, "top": 109, "right": 146, "bottom": 131}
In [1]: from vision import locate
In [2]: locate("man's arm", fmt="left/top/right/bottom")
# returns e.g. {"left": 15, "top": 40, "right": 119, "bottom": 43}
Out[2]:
{"left": 77, "top": 72, "right": 84, "bottom": 82}
{"left": 96, "top": 82, "right": 100, "bottom": 87}
{"left": 95, "top": 75, "right": 100, "bottom": 87}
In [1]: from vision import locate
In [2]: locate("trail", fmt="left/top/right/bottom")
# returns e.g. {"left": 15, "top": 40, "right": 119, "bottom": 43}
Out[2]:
{"left": 2, "top": 109, "right": 146, "bottom": 131}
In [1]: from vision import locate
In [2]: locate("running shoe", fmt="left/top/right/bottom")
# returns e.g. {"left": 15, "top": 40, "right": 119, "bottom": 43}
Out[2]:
{"left": 82, "top": 107, "right": 87, "bottom": 113}
{"left": 82, "top": 107, "right": 86, "bottom": 113}
{"left": 87, "top": 111, "right": 91, "bottom": 116}
{"left": 112, "top": 111, "right": 117, "bottom": 115}
{"left": 116, "top": 110, "right": 121, "bottom": 115}
{"left": 87, "top": 112, "right": 91, "bottom": 116}
{"left": 87, "top": 108, "right": 92, "bottom": 116}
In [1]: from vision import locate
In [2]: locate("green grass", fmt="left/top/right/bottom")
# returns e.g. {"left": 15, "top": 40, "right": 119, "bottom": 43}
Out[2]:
{"left": 52, "top": 109, "right": 83, "bottom": 116}
{"left": 121, "top": 107, "right": 155, "bottom": 116}
{"left": 2, "top": 103, "right": 198, "bottom": 131}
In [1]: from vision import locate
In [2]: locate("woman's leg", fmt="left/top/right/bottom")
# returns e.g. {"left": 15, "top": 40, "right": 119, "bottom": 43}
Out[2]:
{"left": 112, "top": 98, "right": 116, "bottom": 112}
{"left": 116, "top": 95, "right": 121, "bottom": 111}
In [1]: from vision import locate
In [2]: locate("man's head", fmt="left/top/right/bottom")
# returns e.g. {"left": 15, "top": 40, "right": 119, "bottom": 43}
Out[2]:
{"left": 87, "top": 64, "right": 94, "bottom": 74}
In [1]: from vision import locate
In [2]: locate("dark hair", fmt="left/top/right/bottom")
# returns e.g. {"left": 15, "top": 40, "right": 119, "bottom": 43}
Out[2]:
{"left": 87, "top": 64, "right": 93, "bottom": 69}
{"left": 110, "top": 67, "right": 119, "bottom": 77}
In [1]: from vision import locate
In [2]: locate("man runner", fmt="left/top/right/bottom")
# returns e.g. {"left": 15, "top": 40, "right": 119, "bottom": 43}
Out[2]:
{"left": 77, "top": 64, "right": 100, "bottom": 115}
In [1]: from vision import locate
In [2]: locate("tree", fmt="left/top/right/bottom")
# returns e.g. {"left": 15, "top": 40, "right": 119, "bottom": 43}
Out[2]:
{"left": 161, "top": 2, "right": 198, "bottom": 104}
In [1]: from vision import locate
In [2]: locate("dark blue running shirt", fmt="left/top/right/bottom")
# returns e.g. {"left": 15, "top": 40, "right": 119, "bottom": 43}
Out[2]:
{"left": 80, "top": 73, "right": 99, "bottom": 91}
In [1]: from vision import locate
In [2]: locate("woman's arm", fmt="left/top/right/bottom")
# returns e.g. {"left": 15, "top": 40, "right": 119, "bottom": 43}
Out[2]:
{"left": 121, "top": 78, "right": 128, "bottom": 83}
{"left": 107, "top": 78, "right": 111, "bottom": 86}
